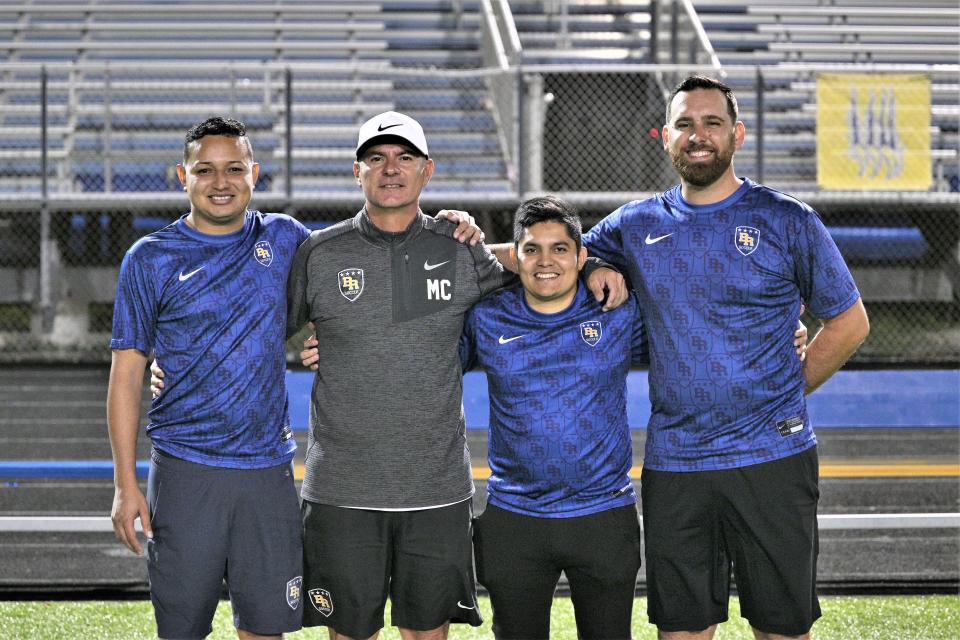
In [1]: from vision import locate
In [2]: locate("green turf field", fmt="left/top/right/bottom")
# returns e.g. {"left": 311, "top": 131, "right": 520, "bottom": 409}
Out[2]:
{"left": 1, "top": 595, "right": 958, "bottom": 639}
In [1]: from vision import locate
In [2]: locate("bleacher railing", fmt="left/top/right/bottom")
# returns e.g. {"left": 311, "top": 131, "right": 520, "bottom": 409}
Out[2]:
{"left": 0, "top": 61, "right": 957, "bottom": 365}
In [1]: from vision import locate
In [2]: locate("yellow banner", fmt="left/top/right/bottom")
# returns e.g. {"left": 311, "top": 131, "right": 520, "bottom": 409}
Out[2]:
{"left": 816, "top": 74, "right": 931, "bottom": 190}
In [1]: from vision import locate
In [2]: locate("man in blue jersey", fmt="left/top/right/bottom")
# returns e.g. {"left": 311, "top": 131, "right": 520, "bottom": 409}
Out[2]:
{"left": 461, "top": 195, "right": 647, "bottom": 639}
{"left": 108, "top": 117, "right": 309, "bottom": 640}
{"left": 579, "top": 76, "right": 870, "bottom": 640}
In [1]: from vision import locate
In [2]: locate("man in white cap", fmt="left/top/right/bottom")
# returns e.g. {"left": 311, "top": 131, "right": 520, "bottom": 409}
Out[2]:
{"left": 285, "top": 111, "right": 508, "bottom": 640}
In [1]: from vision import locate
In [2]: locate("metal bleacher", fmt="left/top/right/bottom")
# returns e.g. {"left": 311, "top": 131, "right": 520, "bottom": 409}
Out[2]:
{"left": 0, "top": 0, "right": 513, "bottom": 197}
{"left": 509, "top": 0, "right": 654, "bottom": 64}
{"left": 0, "top": 1, "right": 957, "bottom": 307}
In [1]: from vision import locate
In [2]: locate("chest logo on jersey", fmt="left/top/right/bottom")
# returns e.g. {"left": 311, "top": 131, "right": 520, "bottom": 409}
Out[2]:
{"left": 580, "top": 321, "right": 603, "bottom": 347}
{"left": 338, "top": 268, "right": 365, "bottom": 302}
{"left": 254, "top": 241, "right": 273, "bottom": 266}
{"left": 734, "top": 226, "right": 760, "bottom": 256}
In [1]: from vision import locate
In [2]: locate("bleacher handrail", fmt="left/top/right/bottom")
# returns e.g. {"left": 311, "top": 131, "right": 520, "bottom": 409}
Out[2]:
{"left": 678, "top": 0, "right": 722, "bottom": 73}
{"left": 479, "top": 0, "right": 509, "bottom": 70}
{"left": 12, "top": 21, "right": 386, "bottom": 32}
{"left": 0, "top": 3, "right": 382, "bottom": 13}
{"left": 748, "top": 5, "right": 959, "bottom": 17}
{"left": 493, "top": 0, "right": 522, "bottom": 62}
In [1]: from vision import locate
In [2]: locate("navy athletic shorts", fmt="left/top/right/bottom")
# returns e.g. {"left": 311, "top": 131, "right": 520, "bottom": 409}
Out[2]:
{"left": 641, "top": 446, "right": 822, "bottom": 636}
{"left": 301, "top": 499, "right": 483, "bottom": 638}
{"left": 473, "top": 503, "right": 642, "bottom": 640}
{"left": 146, "top": 449, "right": 303, "bottom": 639}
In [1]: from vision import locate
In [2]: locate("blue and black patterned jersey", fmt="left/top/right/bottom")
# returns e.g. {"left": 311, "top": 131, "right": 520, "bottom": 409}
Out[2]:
{"left": 584, "top": 178, "right": 860, "bottom": 472}
{"left": 111, "top": 211, "right": 310, "bottom": 468}
{"left": 461, "top": 283, "right": 647, "bottom": 518}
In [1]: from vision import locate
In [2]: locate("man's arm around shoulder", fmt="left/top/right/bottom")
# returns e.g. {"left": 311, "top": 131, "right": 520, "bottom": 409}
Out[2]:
{"left": 107, "top": 348, "right": 152, "bottom": 555}
{"left": 803, "top": 298, "right": 869, "bottom": 395}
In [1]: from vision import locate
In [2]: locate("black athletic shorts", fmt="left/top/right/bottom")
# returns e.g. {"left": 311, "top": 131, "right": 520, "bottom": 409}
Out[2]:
{"left": 641, "top": 446, "right": 822, "bottom": 636}
{"left": 146, "top": 449, "right": 303, "bottom": 640}
{"left": 473, "top": 503, "right": 642, "bottom": 640}
{"left": 301, "top": 499, "right": 483, "bottom": 639}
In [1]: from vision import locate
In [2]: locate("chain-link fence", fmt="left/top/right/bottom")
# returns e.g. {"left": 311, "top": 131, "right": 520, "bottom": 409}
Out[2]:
{"left": 0, "top": 62, "right": 956, "bottom": 364}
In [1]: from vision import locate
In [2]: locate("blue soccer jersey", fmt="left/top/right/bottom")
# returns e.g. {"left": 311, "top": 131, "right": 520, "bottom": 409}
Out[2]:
{"left": 110, "top": 211, "right": 310, "bottom": 468}
{"left": 584, "top": 179, "right": 860, "bottom": 472}
{"left": 461, "top": 282, "right": 647, "bottom": 518}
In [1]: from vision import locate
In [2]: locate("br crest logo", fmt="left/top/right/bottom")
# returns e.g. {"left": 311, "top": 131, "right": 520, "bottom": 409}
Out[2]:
{"left": 734, "top": 226, "right": 759, "bottom": 256}
{"left": 580, "top": 321, "right": 602, "bottom": 347}
{"left": 254, "top": 240, "right": 273, "bottom": 267}
{"left": 338, "top": 268, "right": 364, "bottom": 302}
{"left": 309, "top": 587, "right": 334, "bottom": 617}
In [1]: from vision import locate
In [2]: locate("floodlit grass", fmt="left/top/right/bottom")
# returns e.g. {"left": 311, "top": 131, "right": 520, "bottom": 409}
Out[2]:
{"left": 1, "top": 595, "right": 958, "bottom": 639}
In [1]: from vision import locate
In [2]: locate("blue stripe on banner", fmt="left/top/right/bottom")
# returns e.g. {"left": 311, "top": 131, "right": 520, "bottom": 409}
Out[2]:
{"left": 287, "top": 368, "right": 960, "bottom": 431}
{"left": 0, "top": 460, "right": 150, "bottom": 479}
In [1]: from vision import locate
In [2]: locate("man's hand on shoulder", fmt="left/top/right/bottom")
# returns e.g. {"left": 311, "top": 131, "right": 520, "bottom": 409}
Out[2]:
{"left": 586, "top": 267, "right": 628, "bottom": 311}
{"left": 436, "top": 210, "right": 485, "bottom": 246}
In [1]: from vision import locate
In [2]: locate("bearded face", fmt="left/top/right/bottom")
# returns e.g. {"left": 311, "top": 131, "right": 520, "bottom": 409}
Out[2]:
{"left": 668, "top": 129, "right": 737, "bottom": 188}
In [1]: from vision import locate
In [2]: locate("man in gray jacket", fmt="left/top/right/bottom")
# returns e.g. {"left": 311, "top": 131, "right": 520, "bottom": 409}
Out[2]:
{"left": 286, "top": 111, "right": 507, "bottom": 640}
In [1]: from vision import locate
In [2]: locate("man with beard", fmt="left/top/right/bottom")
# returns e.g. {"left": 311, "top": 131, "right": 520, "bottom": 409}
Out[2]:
{"left": 578, "top": 75, "right": 870, "bottom": 640}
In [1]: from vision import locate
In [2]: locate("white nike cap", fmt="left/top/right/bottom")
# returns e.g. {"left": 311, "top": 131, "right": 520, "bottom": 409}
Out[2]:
{"left": 356, "top": 111, "right": 429, "bottom": 159}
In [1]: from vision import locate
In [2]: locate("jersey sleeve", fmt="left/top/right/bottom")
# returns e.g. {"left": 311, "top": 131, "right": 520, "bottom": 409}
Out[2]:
{"left": 582, "top": 206, "right": 630, "bottom": 273}
{"left": 109, "top": 249, "right": 158, "bottom": 355}
{"left": 459, "top": 305, "right": 479, "bottom": 372}
{"left": 292, "top": 218, "right": 311, "bottom": 245}
{"left": 468, "top": 241, "right": 514, "bottom": 298}
{"left": 286, "top": 234, "right": 314, "bottom": 339}
{"left": 791, "top": 208, "right": 861, "bottom": 320}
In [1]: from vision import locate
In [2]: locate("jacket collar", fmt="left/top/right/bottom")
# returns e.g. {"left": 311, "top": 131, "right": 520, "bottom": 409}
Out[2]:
{"left": 354, "top": 208, "right": 426, "bottom": 248}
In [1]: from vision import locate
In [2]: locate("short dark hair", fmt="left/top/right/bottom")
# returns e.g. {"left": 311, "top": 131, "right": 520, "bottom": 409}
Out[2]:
{"left": 666, "top": 75, "right": 738, "bottom": 123}
{"left": 513, "top": 195, "right": 583, "bottom": 251}
{"left": 183, "top": 116, "right": 252, "bottom": 162}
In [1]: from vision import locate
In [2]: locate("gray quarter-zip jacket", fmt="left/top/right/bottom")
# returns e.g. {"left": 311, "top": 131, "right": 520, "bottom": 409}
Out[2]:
{"left": 287, "top": 210, "right": 509, "bottom": 509}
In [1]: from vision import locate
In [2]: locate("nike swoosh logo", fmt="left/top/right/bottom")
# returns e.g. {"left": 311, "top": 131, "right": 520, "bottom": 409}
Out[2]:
{"left": 377, "top": 123, "right": 402, "bottom": 131}
{"left": 498, "top": 335, "right": 524, "bottom": 344}
{"left": 457, "top": 601, "right": 475, "bottom": 610}
{"left": 644, "top": 232, "right": 674, "bottom": 245}
{"left": 424, "top": 259, "right": 450, "bottom": 271}
{"left": 178, "top": 266, "right": 205, "bottom": 282}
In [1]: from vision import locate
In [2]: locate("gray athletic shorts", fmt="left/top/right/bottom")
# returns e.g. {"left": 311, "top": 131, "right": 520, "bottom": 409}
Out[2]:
{"left": 146, "top": 449, "right": 303, "bottom": 639}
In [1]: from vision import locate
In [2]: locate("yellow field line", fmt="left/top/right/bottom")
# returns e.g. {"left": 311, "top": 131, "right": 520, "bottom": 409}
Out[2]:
{"left": 293, "top": 462, "right": 960, "bottom": 481}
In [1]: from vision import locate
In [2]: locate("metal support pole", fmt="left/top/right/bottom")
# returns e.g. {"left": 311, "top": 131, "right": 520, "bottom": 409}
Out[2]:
{"left": 516, "top": 68, "right": 525, "bottom": 196}
{"left": 523, "top": 73, "right": 545, "bottom": 195}
{"left": 229, "top": 67, "right": 237, "bottom": 117}
{"left": 284, "top": 67, "right": 293, "bottom": 200}
{"left": 39, "top": 67, "right": 53, "bottom": 332}
{"left": 756, "top": 68, "right": 765, "bottom": 185}
{"left": 670, "top": 0, "right": 678, "bottom": 64}
{"left": 103, "top": 68, "right": 113, "bottom": 193}
{"left": 649, "top": 0, "right": 659, "bottom": 64}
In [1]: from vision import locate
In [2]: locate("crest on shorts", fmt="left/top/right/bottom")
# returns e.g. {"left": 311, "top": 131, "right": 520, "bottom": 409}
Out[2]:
{"left": 309, "top": 587, "right": 334, "bottom": 617}
{"left": 580, "top": 321, "right": 602, "bottom": 347}
{"left": 254, "top": 241, "right": 274, "bottom": 267}
{"left": 286, "top": 576, "right": 302, "bottom": 610}
{"left": 734, "top": 226, "right": 760, "bottom": 256}
{"left": 338, "top": 268, "right": 364, "bottom": 302}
